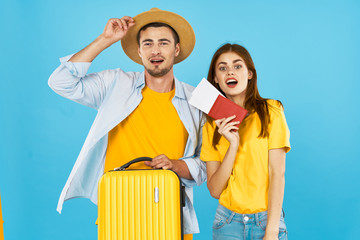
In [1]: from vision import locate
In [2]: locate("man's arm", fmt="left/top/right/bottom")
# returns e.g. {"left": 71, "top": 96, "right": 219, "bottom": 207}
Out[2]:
{"left": 180, "top": 114, "right": 207, "bottom": 186}
{"left": 69, "top": 17, "right": 135, "bottom": 62}
{"left": 48, "top": 17, "right": 136, "bottom": 109}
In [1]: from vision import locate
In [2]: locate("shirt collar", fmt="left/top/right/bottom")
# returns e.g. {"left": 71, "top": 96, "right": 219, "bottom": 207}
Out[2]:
{"left": 135, "top": 72, "right": 146, "bottom": 89}
{"left": 135, "top": 72, "right": 186, "bottom": 100}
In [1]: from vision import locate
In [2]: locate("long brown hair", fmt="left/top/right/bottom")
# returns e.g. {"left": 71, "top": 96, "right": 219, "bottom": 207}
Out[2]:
{"left": 207, "top": 43, "right": 280, "bottom": 148}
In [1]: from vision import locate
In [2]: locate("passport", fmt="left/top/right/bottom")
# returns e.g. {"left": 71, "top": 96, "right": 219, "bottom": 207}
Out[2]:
{"left": 189, "top": 78, "right": 248, "bottom": 127}
{"left": 208, "top": 95, "right": 248, "bottom": 127}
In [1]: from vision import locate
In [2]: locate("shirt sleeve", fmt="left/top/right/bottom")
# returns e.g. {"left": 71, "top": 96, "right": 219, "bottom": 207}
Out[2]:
{"left": 200, "top": 121, "right": 222, "bottom": 162}
{"left": 48, "top": 54, "right": 118, "bottom": 110}
{"left": 182, "top": 114, "right": 207, "bottom": 187}
{"left": 268, "top": 101, "right": 291, "bottom": 153}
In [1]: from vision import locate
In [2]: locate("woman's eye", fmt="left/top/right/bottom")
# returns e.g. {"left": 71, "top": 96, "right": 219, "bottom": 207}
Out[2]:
{"left": 219, "top": 67, "right": 226, "bottom": 71}
{"left": 234, "top": 65, "right": 242, "bottom": 69}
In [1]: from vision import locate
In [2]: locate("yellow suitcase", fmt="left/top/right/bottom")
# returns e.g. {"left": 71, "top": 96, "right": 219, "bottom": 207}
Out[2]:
{"left": 0, "top": 194, "right": 3, "bottom": 240}
{"left": 98, "top": 157, "right": 184, "bottom": 240}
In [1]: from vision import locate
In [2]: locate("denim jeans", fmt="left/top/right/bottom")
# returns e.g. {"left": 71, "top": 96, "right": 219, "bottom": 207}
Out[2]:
{"left": 213, "top": 204, "right": 288, "bottom": 240}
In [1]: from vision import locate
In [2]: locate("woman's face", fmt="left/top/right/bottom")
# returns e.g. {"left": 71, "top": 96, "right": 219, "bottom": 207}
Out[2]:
{"left": 214, "top": 51, "right": 252, "bottom": 100}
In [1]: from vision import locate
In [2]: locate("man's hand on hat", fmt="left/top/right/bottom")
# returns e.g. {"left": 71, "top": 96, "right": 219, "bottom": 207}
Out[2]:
{"left": 100, "top": 16, "right": 135, "bottom": 45}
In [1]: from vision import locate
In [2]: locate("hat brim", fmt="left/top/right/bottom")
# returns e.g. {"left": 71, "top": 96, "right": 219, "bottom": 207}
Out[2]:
{"left": 121, "top": 8, "right": 195, "bottom": 65}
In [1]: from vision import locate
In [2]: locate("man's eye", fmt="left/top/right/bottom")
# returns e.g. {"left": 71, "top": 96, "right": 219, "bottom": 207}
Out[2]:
{"left": 160, "top": 42, "right": 168, "bottom": 46}
{"left": 144, "top": 43, "right": 152, "bottom": 46}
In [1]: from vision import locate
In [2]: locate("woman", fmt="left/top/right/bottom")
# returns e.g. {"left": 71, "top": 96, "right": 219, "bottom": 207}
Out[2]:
{"left": 200, "top": 44, "right": 290, "bottom": 240}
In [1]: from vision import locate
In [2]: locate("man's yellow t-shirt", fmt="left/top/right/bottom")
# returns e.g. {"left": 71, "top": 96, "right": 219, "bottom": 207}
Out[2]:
{"left": 201, "top": 100, "right": 290, "bottom": 214}
{"left": 104, "top": 86, "right": 191, "bottom": 239}
{"left": 105, "top": 86, "right": 188, "bottom": 171}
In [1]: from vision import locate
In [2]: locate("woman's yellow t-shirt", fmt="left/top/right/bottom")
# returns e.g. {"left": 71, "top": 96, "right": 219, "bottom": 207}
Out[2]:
{"left": 104, "top": 86, "right": 188, "bottom": 172}
{"left": 200, "top": 100, "right": 290, "bottom": 214}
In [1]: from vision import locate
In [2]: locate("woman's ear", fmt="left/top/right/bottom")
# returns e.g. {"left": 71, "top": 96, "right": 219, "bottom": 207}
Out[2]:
{"left": 248, "top": 71, "right": 253, "bottom": 80}
{"left": 214, "top": 76, "right": 219, "bottom": 83}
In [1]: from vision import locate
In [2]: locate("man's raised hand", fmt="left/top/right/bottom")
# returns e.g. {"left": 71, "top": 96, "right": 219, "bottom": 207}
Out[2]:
{"left": 101, "top": 17, "right": 135, "bottom": 45}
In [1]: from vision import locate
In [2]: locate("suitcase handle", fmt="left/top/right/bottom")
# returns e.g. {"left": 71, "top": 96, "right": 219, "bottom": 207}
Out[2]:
{"left": 114, "top": 157, "right": 152, "bottom": 171}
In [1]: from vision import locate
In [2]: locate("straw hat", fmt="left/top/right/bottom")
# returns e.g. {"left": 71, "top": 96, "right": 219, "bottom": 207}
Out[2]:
{"left": 121, "top": 8, "right": 195, "bottom": 65}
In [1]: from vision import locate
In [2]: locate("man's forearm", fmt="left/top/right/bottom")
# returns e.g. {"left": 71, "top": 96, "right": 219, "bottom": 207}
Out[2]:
{"left": 171, "top": 160, "right": 193, "bottom": 180}
{"left": 69, "top": 35, "right": 113, "bottom": 62}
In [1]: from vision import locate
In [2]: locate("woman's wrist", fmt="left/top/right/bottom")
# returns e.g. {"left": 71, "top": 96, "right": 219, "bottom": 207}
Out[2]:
{"left": 229, "top": 140, "right": 239, "bottom": 150}
{"left": 265, "top": 226, "right": 279, "bottom": 236}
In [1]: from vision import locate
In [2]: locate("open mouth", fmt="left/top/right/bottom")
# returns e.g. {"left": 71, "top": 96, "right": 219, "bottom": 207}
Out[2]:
{"left": 226, "top": 78, "right": 238, "bottom": 87}
{"left": 150, "top": 58, "right": 164, "bottom": 65}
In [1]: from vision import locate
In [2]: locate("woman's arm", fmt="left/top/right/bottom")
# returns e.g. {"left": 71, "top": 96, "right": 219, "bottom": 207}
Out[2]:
{"left": 206, "top": 116, "right": 240, "bottom": 199}
{"left": 263, "top": 148, "right": 286, "bottom": 240}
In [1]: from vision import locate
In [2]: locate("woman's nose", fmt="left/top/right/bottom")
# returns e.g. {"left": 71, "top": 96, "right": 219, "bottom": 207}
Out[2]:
{"left": 227, "top": 70, "right": 234, "bottom": 75}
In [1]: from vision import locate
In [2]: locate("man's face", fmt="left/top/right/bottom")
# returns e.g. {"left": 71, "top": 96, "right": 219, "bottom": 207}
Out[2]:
{"left": 138, "top": 26, "right": 180, "bottom": 77}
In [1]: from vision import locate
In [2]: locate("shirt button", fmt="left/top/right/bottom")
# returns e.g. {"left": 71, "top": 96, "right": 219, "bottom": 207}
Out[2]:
{"left": 244, "top": 216, "right": 249, "bottom": 222}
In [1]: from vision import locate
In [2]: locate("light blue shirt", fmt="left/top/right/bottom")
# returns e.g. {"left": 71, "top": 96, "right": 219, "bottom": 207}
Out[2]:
{"left": 48, "top": 54, "right": 206, "bottom": 234}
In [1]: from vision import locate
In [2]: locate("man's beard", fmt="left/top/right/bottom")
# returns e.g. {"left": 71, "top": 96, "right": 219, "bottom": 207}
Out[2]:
{"left": 145, "top": 65, "right": 173, "bottom": 77}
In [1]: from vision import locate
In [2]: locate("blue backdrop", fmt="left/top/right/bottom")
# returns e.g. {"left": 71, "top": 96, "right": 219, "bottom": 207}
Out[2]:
{"left": 1, "top": 0, "right": 359, "bottom": 239}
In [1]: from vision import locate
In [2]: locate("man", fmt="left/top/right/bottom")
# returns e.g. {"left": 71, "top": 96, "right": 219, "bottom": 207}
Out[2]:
{"left": 48, "top": 8, "right": 205, "bottom": 239}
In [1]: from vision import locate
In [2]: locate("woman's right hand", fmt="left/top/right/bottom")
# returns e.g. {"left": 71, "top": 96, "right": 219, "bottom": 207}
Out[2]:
{"left": 214, "top": 115, "right": 240, "bottom": 146}
{"left": 101, "top": 16, "right": 136, "bottom": 45}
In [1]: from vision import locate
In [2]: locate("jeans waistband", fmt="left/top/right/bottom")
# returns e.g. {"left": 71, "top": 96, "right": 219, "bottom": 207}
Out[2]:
{"left": 216, "top": 204, "right": 284, "bottom": 225}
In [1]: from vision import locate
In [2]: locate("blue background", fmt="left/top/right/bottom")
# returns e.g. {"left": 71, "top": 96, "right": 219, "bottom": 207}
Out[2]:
{"left": 1, "top": 0, "right": 359, "bottom": 239}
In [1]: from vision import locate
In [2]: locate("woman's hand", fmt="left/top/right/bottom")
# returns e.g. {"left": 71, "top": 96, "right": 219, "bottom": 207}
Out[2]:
{"left": 263, "top": 232, "right": 278, "bottom": 240}
{"left": 214, "top": 115, "right": 240, "bottom": 146}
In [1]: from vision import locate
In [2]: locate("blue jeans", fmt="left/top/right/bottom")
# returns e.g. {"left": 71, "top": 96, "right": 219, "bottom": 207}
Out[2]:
{"left": 213, "top": 204, "right": 288, "bottom": 240}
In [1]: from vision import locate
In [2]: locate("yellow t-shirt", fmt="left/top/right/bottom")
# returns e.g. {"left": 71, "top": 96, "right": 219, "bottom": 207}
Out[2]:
{"left": 201, "top": 100, "right": 290, "bottom": 214}
{"left": 104, "top": 86, "right": 188, "bottom": 172}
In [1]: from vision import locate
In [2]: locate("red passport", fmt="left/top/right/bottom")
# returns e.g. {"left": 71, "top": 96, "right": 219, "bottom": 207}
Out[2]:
{"left": 208, "top": 95, "right": 248, "bottom": 127}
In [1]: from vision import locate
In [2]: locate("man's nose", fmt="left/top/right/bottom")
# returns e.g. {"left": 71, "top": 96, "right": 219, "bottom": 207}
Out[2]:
{"left": 151, "top": 46, "right": 160, "bottom": 55}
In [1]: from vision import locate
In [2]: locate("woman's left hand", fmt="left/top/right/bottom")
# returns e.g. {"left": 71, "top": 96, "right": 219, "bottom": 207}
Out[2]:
{"left": 263, "top": 232, "right": 278, "bottom": 240}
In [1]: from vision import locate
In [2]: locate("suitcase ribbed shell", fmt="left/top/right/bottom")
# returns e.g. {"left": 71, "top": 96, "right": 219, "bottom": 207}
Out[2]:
{"left": 98, "top": 169, "right": 182, "bottom": 240}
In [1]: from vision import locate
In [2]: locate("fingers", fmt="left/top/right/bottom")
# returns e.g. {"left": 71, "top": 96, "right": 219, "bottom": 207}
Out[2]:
{"left": 222, "top": 124, "right": 239, "bottom": 133}
{"left": 154, "top": 161, "right": 170, "bottom": 170}
{"left": 215, "top": 115, "right": 236, "bottom": 128}
{"left": 149, "top": 155, "right": 173, "bottom": 170}
{"left": 215, "top": 115, "right": 240, "bottom": 132}
{"left": 123, "top": 16, "right": 136, "bottom": 28}
{"left": 218, "top": 125, "right": 239, "bottom": 136}
{"left": 114, "top": 18, "right": 122, "bottom": 29}
{"left": 103, "top": 16, "right": 136, "bottom": 42}
{"left": 109, "top": 16, "right": 135, "bottom": 30}
{"left": 214, "top": 116, "right": 241, "bottom": 142}
{"left": 122, "top": 16, "right": 135, "bottom": 23}
{"left": 119, "top": 18, "right": 127, "bottom": 30}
